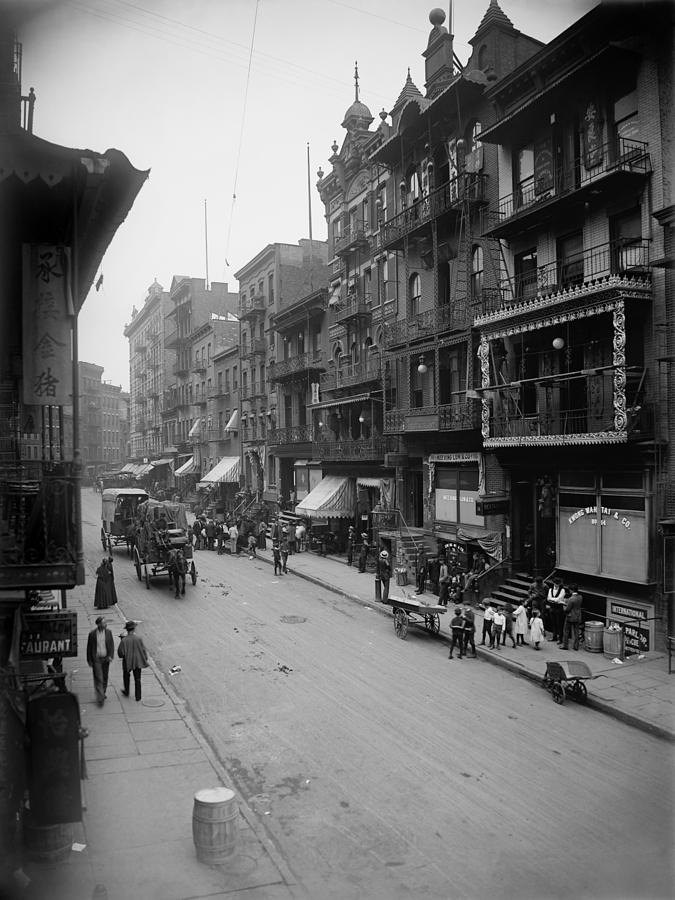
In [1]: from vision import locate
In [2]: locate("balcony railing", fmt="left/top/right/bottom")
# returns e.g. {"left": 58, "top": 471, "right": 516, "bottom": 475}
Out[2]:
{"left": 240, "top": 383, "right": 266, "bottom": 401}
{"left": 487, "top": 402, "right": 653, "bottom": 443}
{"left": 267, "top": 424, "right": 314, "bottom": 446}
{"left": 312, "top": 436, "right": 388, "bottom": 461}
{"left": 208, "top": 385, "right": 230, "bottom": 399}
{"left": 207, "top": 428, "right": 233, "bottom": 441}
{"left": 379, "top": 173, "right": 487, "bottom": 250}
{"left": 487, "top": 138, "right": 650, "bottom": 234}
{"left": 0, "top": 462, "right": 79, "bottom": 589}
{"left": 240, "top": 295, "right": 266, "bottom": 318}
{"left": 240, "top": 338, "right": 266, "bottom": 360}
{"left": 384, "top": 399, "right": 481, "bottom": 433}
{"left": 478, "top": 239, "right": 651, "bottom": 318}
{"left": 193, "top": 362, "right": 207, "bottom": 375}
{"left": 241, "top": 425, "right": 266, "bottom": 442}
{"left": 334, "top": 223, "right": 369, "bottom": 257}
{"left": 173, "top": 361, "right": 189, "bottom": 376}
{"left": 195, "top": 394, "right": 208, "bottom": 406}
{"left": 321, "top": 357, "right": 381, "bottom": 390}
{"left": 384, "top": 304, "right": 468, "bottom": 348}
{"left": 329, "top": 293, "right": 373, "bottom": 326}
{"left": 269, "top": 352, "right": 325, "bottom": 381}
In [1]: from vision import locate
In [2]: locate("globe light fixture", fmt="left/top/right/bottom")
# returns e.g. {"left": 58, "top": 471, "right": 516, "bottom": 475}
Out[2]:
{"left": 552, "top": 337, "right": 565, "bottom": 350}
{"left": 417, "top": 355, "right": 428, "bottom": 375}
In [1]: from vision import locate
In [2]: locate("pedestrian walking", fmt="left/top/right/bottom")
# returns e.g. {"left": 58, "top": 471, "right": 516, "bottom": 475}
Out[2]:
{"left": 561, "top": 584, "right": 583, "bottom": 650}
{"left": 479, "top": 600, "right": 495, "bottom": 646}
{"left": 346, "top": 525, "right": 356, "bottom": 566}
{"left": 377, "top": 550, "right": 391, "bottom": 603}
{"left": 228, "top": 522, "right": 239, "bottom": 556}
{"left": 192, "top": 519, "right": 202, "bottom": 550}
{"left": 448, "top": 608, "right": 465, "bottom": 659}
{"left": 513, "top": 600, "right": 529, "bottom": 646}
{"left": 358, "top": 533, "right": 369, "bottom": 573}
{"left": 491, "top": 606, "right": 505, "bottom": 649}
{"left": 117, "top": 621, "right": 149, "bottom": 702}
{"left": 427, "top": 556, "right": 440, "bottom": 595}
{"left": 280, "top": 533, "right": 289, "bottom": 573}
{"left": 272, "top": 541, "right": 283, "bottom": 576}
{"left": 86, "top": 617, "right": 114, "bottom": 707}
{"left": 287, "top": 523, "right": 297, "bottom": 555}
{"left": 247, "top": 533, "right": 258, "bottom": 559}
{"left": 502, "top": 601, "right": 517, "bottom": 647}
{"left": 94, "top": 558, "right": 117, "bottom": 609}
{"left": 546, "top": 577, "right": 566, "bottom": 642}
{"left": 462, "top": 605, "right": 476, "bottom": 657}
{"left": 205, "top": 518, "right": 217, "bottom": 551}
{"left": 530, "top": 609, "right": 545, "bottom": 650}
{"left": 257, "top": 519, "right": 267, "bottom": 551}
{"left": 215, "top": 520, "right": 225, "bottom": 554}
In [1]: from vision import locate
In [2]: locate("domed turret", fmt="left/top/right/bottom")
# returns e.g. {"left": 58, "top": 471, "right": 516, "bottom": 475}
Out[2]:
{"left": 341, "top": 62, "right": 373, "bottom": 132}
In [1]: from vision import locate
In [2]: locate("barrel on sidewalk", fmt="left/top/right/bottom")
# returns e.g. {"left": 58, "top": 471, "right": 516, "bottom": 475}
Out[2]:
{"left": 584, "top": 621, "right": 604, "bottom": 653}
{"left": 603, "top": 626, "right": 624, "bottom": 658}
{"left": 192, "top": 787, "right": 239, "bottom": 863}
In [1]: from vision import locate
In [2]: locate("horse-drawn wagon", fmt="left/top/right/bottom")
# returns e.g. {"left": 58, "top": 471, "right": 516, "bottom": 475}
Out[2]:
{"left": 133, "top": 498, "right": 197, "bottom": 590}
{"left": 101, "top": 487, "right": 149, "bottom": 553}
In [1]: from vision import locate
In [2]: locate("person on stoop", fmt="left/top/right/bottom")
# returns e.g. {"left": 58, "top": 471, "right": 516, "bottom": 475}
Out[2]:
{"left": 117, "top": 620, "right": 149, "bottom": 702}
{"left": 491, "top": 604, "right": 505, "bottom": 649}
{"left": 448, "top": 608, "right": 465, "bottom": 659}
{"left": 530, "top": 609, "right": 546, "bottom": 650}
{"left": 479, "top": 599, "right": 495, "bottom": 646}
{"left": 86, "top": 616, "right": 114, "bottom": 707}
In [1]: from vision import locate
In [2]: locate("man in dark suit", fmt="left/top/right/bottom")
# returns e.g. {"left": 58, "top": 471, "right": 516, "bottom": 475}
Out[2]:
{"left": 117, "top": 621, "right": 149, "bottom": 701}
{"left": 561, "top": 584, "right": 583, "bottom": 651}
{"left": 86, "top": 616, "right": 114, "bottom": 707}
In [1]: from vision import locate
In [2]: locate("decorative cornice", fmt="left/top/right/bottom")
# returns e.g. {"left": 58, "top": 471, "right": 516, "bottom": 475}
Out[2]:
{"left": 484, "top": 432, "right": 628, "bottom": 448}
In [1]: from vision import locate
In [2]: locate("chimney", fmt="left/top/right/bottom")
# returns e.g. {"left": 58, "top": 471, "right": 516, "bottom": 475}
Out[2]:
{"left": 423, "top": 8, "right": 455, "bottom": 100}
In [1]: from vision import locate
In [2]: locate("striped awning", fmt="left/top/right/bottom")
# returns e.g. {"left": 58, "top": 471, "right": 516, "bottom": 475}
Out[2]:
{"left": 224, "top": 409, "right": 239, "bottom": 432}
{"left": 175, "top": 456, "right": 198, "bottom": 476}
{"left": 188, "top": 419, "right": 201, "bottom": 438}
{"left": 197, "top": 456, "right": 240, "bottom": 487}
{"left": 308, "top": 393, "right": 371, "bottom": 411}
{"left": 295, "top": 475, "right": 355, "bottom": 519}
{"left": 151, "top": 458, "right": 174, "bottom": 469}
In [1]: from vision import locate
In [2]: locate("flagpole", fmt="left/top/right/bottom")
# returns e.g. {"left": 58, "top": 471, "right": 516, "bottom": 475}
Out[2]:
{"left": 307, "top": 143, "right": 313, "bottom": 262}
{"left": 204, "top": 198, "right": 209, "bottom": 290}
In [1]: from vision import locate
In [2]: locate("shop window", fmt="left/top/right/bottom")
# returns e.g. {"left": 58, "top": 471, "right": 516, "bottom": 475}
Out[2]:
{"left": 434, "top": 466, "right": 483, "bottom": 526}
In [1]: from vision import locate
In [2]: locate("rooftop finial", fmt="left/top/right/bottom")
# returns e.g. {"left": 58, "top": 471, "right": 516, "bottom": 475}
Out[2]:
{"left": 354, "top": 61, "right": 359, "bottom": 102}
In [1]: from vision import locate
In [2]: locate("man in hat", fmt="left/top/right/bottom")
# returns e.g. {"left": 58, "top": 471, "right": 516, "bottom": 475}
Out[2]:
{"left": 346, "top": 525, "right": 356, "bottom": 566}
{"left": 117, "top": 621, "right": 149, "bottom": 701}
{"left": 358, "top": 533, "right": 369, "bottom": 573}
{"left": 546, "top": 576, "right": 567, "bottom": 643}
{"left": 377, "top": 550, "right": 391, "bottom": 603}
{"left": 86, "top": 616, "right": 114, "bottom": 706}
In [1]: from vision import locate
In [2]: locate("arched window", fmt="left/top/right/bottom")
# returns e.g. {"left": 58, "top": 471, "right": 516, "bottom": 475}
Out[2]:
{"left": 409, "top": 273, "right": 422, "bottom": 317}
{"left": 333, "top": 341, "right": 343, "bottom": 368}
{"left": 471, "top": 245, "right": 484, "bottom": 300}
{"left": 406, "top": 165, "right": 421, "bottom": 204}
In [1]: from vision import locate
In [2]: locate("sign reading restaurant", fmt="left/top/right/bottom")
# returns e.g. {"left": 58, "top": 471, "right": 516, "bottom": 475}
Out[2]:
{"left": 20, "top": 611, "right": 78, "bottom": 659}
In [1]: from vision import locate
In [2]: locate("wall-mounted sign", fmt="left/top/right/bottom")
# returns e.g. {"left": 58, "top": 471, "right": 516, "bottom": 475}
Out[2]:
{"left": 20, "top": 611, "right": 78, "bottom": 659}
{"left": 476, "top": 496, "right": 510, "bottom": 516}
{"left": 567, "top": 506, "right": 632, "bottom": 529}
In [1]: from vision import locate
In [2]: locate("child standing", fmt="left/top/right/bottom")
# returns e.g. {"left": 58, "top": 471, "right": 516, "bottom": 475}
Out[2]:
{"left": 530, "top": 609, "right": 546, "bottom": 650}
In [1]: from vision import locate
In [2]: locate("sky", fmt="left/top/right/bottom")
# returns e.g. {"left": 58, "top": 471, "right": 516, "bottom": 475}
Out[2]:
{"left": 12, "top": 0, "right": 598, "bottom": 390}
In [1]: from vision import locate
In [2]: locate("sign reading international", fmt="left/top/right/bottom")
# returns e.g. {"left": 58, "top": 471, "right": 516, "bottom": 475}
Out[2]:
{"left": 20, "top": 611, "right": 78, "bottom": 659}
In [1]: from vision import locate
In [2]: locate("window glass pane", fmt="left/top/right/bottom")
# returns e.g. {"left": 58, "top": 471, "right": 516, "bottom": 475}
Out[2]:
{"left": 459, "top": 468, "right": 479, "bottom": 491}
{"left": 559, "top": 471, "right": 595, "bottom": 489}
{"left": 436, "top": 468, "right": 457, "bottom": 490}
{"left": 602, "top": 471, "right": 643, "bottom": 491}
{"left": 601, "top": 494, "right": 645, "bottom": 512}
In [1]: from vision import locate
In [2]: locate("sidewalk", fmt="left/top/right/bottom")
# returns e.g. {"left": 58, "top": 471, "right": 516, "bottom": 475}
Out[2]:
{"left": 19, "top": 579, "right": 302, "bottom": 900}
{"left": 256, "top": 545, "right": 675, "bottom": 743}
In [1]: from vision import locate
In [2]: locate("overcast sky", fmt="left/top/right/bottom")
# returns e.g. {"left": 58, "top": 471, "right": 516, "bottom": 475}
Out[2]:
{"left": 14, "top": 0, "right": 598, "bottom": 390}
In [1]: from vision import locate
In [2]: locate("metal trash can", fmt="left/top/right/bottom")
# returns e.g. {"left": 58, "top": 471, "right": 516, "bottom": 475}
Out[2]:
{"left": 584, "top": 621, "right": 604, "bottom": 653}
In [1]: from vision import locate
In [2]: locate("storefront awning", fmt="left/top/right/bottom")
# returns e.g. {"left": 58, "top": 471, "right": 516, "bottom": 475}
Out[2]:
{"left": 121, "top": 463, "right": 136, "bottom": 473}
{"left": 151, "top": 458, "right": 174, "bottom": 469}
{"left": 175, "top": 456, "right": 198, "bottom": 476}
{"left": 224, "top": 409, "right": 239, "bottom": 432}
{"left": 308, "top": 393, "right": 371, "bottom": 411}
{"left": 295, "top": 475, "right": 355, "bottom": 519}
{"left": 197, "top": 456, "right": 240, "bottom": 487}
{"left": 188, "top": 419, "right": 202, "bottom": 439}
{"left": 135, "top": 463, "right": 153, "bottom": 477}
{"left": 357, "top": 476, "right": 382, "bottom": 488}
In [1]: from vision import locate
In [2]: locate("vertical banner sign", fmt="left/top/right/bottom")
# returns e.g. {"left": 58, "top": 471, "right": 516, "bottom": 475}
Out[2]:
{"left": 27, "top": 692, "right": 82, "bottom": 825}
{"left": 23, "top": 244, "right": 73, "bottom": 406}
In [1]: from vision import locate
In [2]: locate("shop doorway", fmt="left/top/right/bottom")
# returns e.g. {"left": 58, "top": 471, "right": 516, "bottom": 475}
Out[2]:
{"left": 409, "top": 470, "right": 423, "bottom": 528}
{"left": 511, "top": 472, "right": 557, "bottom": 575}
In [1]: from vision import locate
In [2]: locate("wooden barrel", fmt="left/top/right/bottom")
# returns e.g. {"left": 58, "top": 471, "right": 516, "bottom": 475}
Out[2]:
{"left": 584, "top": 621, "right": 604, "bottom": 653}
{"left": 603, "top": 627, "right": 624, "bottom": 658}
{"left": 24, "top": 821, "right": 73, "bottom": 863}
{"left": 192, "top": 787, "right": 238, "bottom": 864}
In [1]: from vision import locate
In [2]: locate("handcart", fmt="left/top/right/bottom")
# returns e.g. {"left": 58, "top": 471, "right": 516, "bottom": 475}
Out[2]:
{"left": 543, "top": 659, "right": 593, "bottom": 705}
{"left": 385, "top": 596, "right": 447, "bottom": 640}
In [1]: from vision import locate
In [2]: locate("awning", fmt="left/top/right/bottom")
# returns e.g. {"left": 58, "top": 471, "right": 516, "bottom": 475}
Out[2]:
{"left": 224, "top": 409, "right": 239, "bottom": 432}
{"left": 197, "top": 456, "right": 241, "bottom": 487}
{"left": 308, "top": 393, "right": 371, "bottom": 411}
{"left": 357, "top": 476, "right": 382, "bottom": 488}
{"left": 295, "top": 475, "right": 355, "bottom": 519}
{"left": 151, "top": 458, "right": 174, "bottom": 469}
{"left": 121, "top": 463, "right": 136, "bottom": 473}
{"left": 135, "top": 463, "right": 153, "bottom": 477}
{"left": 175, "top": 456, "right": 198, "bottom": 476}
{"left": 188, "top": 419, "right": 202, "bottom": 439}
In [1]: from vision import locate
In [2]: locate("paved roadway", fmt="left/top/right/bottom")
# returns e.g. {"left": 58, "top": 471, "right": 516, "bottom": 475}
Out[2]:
{"left": 85, "top": 492, "right": 674, "bottom": 900}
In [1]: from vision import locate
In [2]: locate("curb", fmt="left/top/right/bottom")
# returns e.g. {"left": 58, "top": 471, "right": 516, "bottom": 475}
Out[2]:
{"left": 259, "top": 552, "right": 675, "bottom": 744}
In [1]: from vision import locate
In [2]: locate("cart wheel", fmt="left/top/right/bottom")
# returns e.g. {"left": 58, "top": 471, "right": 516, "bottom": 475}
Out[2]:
{"left": 393, "top": 609, "right": 408, "bottom": 640}
{"left": 542, "top": 674, "right": 552, "bottom": 690}
{"left": 134, "top": 549, "right": 142, "bottom": 581}
{"left": 573, "top": 680, "right": 588, "bottom": 704}
{"left": 424, "top": 613, "right": 440, "bottom": 635}
{"left": 190, "top": 561, "right": 197, "bottom": 585}
{"left": 551, "top": 682, "right": 566, "bottom": 705}
{"left": 144, "top": 566, "right": 151, "bottom": 590}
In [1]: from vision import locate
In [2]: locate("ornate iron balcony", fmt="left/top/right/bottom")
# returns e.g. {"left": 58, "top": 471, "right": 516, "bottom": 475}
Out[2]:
{"left": 267, "top": 424, "right": 314, "bottom": 446}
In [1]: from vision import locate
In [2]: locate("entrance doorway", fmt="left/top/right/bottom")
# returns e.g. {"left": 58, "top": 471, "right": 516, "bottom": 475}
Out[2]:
{"left": 409, "top": 470, "right": 423, "bottom": 528}
{"left": 511, "top": 472, "right": 557, "bottom": 575}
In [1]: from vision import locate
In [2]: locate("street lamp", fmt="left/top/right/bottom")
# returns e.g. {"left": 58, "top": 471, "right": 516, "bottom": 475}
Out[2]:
{"left": 417, "top": 355, "right": 428, "bottom": 375}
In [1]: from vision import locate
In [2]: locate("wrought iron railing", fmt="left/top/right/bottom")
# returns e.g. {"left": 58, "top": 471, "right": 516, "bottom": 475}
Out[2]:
{"left": 0, "top": 461, "right": 79, "bottom": 588}
{"left": 320, "top": 357, "right": 381, "bottom": 390}
{"left": 269, "top": 352, "right": 324, "bottom": 380}
{"left": 267, "top": 425, "right": 314, "bottom": 446}
{"left": 240, "top": 295, "right": 266, "bottom": 317}
{"left": 312, "top": 437, "right": 388, "bottom": 460}
{"left": 384, "top": 304, "right": 468, "bottom": 347}
{"left": 491, "top": 137, "right": 650, "bottom": 225}
{"left": 479, "top": 238, "right": 651, "bottom": 315}
{"left": 334, "top": 224, "right": 369, "bottom": 255}
{"left": 488, "top": 402, "right": 653, "bottom": 440}
{"left": 329, "top": 294, "right": 373, "bottom": 326}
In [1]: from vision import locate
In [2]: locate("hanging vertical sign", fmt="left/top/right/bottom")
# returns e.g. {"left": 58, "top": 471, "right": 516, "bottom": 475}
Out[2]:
{"left": 22, "top": 244, "right": 73, "bottom": 406}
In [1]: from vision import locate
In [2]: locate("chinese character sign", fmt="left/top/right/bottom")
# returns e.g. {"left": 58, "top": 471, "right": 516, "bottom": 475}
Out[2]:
{"left": 23, "top": 244, "right": 73, "bottom": 406}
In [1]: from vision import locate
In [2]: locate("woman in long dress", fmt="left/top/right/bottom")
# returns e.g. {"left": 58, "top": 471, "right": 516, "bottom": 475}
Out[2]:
{"left": 94, "top": 558, "right": 117, "bottom": 609}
